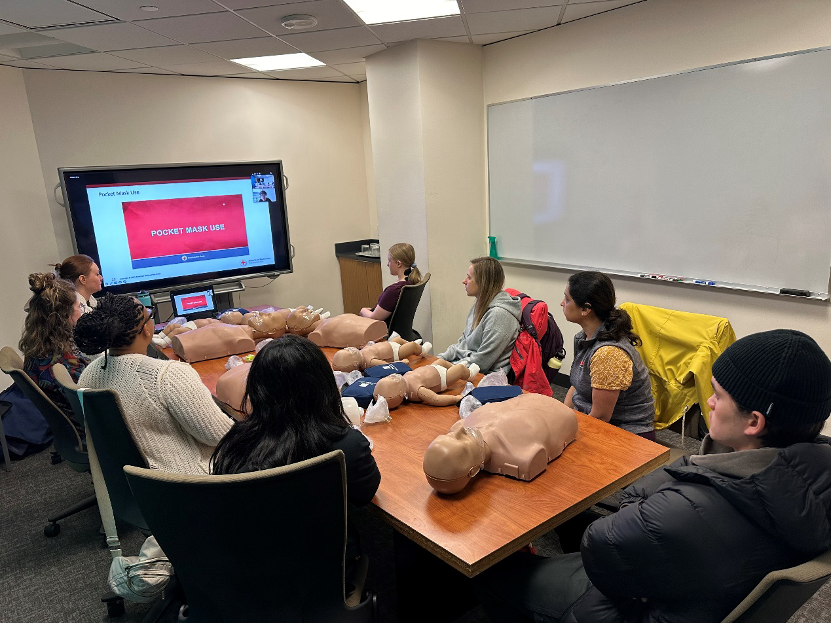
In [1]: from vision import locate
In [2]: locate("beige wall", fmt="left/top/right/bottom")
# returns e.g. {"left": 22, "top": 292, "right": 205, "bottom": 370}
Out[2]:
{"left": 22, "top": 69, "right": 371, "bottom": 316}
{"left": 359, "top": 82, "right": 377, "bottom": 239}
{"left": 483, "top": 0, "right": 831, "bottom": 370}
{"left": 0, "top": 67, "right": 61, "bottom": 388}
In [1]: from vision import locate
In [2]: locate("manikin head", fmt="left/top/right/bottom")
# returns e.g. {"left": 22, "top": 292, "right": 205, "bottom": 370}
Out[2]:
{"left": 332, "top": 346, "right": 363, "bottom": 372}
{"left": 373, "top": 373, "right": 407, "bottom": 408}
{"left": 423, "top": 426, "right": 486, "bottom": 494}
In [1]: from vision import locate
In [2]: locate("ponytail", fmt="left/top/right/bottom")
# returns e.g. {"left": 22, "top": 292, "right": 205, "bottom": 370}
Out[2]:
{"left": 597, "top": 308, "right": 641, "bottom": 346}
{"left": 568, "top": 271, "right": 641, "bottom": 346}
{"left": 389, "top": 243, "right": 422, "bottom": 285}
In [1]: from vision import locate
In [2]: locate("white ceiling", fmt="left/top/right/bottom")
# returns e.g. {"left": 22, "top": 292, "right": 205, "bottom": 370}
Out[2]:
{"left": 0, "top": 0, "right": 643, "bottom": 82}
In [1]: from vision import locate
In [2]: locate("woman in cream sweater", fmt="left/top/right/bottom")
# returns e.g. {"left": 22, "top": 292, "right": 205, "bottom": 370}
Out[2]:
{"left": 75, "top": 294, "right": 232, "bottom": 474}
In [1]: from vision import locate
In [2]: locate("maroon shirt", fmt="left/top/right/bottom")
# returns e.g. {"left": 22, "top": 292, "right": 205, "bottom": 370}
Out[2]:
{"left": 375, "top": 280, "right": 406, "bottom": 313}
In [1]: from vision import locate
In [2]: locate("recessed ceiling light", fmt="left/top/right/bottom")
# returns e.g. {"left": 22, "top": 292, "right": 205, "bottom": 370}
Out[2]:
{"left": 342, "top": 0, "right": 460, "bottom": 25}
{"left": 280, "top": 14, "right": 318, "bottom": 30}
{"left": 139, "top": 5, "right": 159, "bottom": 11}
{"left": 230, "top": 53, "right": 325, "bottom": 72}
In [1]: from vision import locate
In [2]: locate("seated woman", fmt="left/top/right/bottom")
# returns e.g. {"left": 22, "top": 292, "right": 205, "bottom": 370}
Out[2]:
{"left": 210, "top": 334, "right": 381, "bottom": 580}
{"left": 53, "top": 254, "right": 103, "bottom": 315}
{"left": 359, "top": 242, "right": 421, "bottom": 321}
{"left": 20, "top": 273, "right": 88, "bottom": 436}
{"left": 75, "top": 294, "right": 232, "bottom": 474}
{"left": 561, "top": 271, "right": 655, "bottom": 440}
{"left": 439, "top": 257, "right": 521, "bottom": 375}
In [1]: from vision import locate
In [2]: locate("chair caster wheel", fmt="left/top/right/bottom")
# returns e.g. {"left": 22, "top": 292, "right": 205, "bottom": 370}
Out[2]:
{"left": 103, "top": 595, "right": 125, "bottom": 617}
{"left": 44, "top": 522, "right": 60, "bottom": 537}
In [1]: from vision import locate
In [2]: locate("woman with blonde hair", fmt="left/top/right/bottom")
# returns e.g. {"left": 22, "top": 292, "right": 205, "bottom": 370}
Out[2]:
{"left": 439, "top": 257, "right": 521, "bottom": 375}
{"left": 20, "top": 272, "right": 88, "bottom": 434}
{"left": 359, "top": 242, "right": 422, "bottom": 321}
{"left": 53, "top": 254, "right": 103, "bottom": 315}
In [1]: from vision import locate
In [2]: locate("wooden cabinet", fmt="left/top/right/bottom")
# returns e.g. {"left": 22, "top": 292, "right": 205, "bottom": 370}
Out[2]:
{"left": 338, "top": 257, "right": 382, "bottom": 315}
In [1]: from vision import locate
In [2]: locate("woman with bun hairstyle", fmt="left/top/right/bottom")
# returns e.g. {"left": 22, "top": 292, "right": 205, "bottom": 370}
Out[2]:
{"left": 54, "top": 254, "right": 103, "bottom": 315}
{"left": 359, "top": 243, "right": 422, "bottom": 321}
{"left": 439, "top": 257, "right": 522, "bottom": 375}
{"left": 76, "top": 294, "right": 232, "bottom": 474}
{"left": 561, "top": 271, "right": 655, "bottom": 439}
{"left": 20, "top": 273, "right": 88, "bottom": 434}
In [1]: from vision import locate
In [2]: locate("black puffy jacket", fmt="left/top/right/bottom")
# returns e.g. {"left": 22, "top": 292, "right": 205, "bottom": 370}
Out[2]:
{"left": 572, "top": 438, "right": 830, "bottom": 622}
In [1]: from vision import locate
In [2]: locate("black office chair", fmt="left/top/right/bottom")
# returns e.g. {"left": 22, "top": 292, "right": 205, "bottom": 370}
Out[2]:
{"left": 723, "top": 551, "right": 830, "bottom": 622}
{"left": 124, "top": 450, "right": 377, "bottom": 622}
{"left": 386, "top": 273, "right": 430, "bottom": 342}
{"left": 0, "top": 346, "right": 96, "bottom": 537}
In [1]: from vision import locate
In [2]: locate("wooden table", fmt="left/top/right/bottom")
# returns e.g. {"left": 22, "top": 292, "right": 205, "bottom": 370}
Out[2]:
{"left": 168, "top": 346, "right": 669, "bottom": 577}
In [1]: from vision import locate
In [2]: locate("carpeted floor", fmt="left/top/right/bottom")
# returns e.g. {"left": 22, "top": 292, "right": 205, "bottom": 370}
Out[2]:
{"left": 1, "top": 387, "right": 828, "bottom": 622}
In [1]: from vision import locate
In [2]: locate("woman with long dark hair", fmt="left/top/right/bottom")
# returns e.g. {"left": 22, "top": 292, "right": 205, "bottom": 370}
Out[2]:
{"left": 211, "top": 334, "right": 380, "bottom": 580}
{"left": 360, "top": 242, "right": 422, "bottom": 321}
{"left": 561, "top": 271, "right": 655, "bottom": 439}
{"left": 438, "top": 256, "right": 521, "bottom": 374}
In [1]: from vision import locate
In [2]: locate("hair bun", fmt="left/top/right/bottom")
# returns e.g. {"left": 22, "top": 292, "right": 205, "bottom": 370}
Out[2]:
{"left": 28, "top": 272, "right": 53, "bottom": 295}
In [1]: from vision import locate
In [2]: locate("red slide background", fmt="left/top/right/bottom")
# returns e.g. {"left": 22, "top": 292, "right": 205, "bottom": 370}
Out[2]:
{"left": 122, "top": 195, "right": 249, "bottom": 260}
{"left": 180, "top": 295, "right": 208, "bottom": 311}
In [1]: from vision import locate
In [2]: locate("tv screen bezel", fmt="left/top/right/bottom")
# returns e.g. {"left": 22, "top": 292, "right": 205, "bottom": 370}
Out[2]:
{"left": 58, "top": 160, "right": 293, "bottom": 296}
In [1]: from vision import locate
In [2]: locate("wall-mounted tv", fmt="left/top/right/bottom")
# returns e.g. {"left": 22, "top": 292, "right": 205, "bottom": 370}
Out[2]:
{"left": 59, "top": 161, "right": 292, "bottom": 296}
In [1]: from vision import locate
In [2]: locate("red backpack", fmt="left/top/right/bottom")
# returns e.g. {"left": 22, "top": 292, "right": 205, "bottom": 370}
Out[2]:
{"left": 506, "top": 289, "right": 567, "bottom": 397}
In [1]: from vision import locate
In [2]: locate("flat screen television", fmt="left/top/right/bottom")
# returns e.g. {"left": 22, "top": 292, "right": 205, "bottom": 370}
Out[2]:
{"left": 59, "top": 161, "right": 292, "bottom": 296}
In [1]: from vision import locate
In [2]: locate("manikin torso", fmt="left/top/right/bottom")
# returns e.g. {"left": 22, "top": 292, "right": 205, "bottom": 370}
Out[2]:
{"left": 171, "top": 323, "right": 256, "bottom": 363}
{"left": 307, "top": 313, "right": 388, "bottom": 349}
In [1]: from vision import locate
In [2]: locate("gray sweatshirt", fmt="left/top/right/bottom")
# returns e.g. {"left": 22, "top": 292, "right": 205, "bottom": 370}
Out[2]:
{"left": 439, "top": 291, "right": 522, "bottom": 374}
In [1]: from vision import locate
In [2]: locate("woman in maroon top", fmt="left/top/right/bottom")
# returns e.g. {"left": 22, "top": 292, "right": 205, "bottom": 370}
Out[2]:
{"left": 360, "top": 243, "right": 422, "bottom": 321}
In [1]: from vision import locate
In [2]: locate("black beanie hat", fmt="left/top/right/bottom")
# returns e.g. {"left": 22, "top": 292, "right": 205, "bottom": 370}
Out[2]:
{"left": 712, "top": 329, "right": 831, "bottom": 426}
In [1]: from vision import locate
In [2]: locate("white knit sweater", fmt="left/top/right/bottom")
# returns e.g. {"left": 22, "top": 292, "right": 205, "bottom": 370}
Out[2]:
{"left": 78, "top": 354, "right": 233, "bottom": 475}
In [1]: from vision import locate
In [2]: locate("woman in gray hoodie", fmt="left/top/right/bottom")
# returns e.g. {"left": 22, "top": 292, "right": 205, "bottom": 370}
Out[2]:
{"left": 439, "top": 257, "right": 521, "bottom": 374}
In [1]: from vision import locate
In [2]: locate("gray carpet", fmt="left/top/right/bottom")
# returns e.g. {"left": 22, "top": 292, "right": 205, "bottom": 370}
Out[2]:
{"left": 1, "top": 389, "right": 828, "bottom": 622}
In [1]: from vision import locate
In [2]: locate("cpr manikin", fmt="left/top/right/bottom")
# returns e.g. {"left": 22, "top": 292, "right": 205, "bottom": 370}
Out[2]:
{"left": 422, "top": 393, "right": 578, "bottom": 494}
{"left": 216, "top": 361, "right": 250, "bottom": 412}
{"left": 331, "top": 336, "right": 433, "bottom": 372}
{"left": 307, "top": 313, "right": 388, "bottom": 349}
{"left": 151, "top": 317, "right": 223, "bottom": 347}
{"left": 171, "top": 323, "right": 256, "bottom": 363}
{"left": 286, "top": 306, "right": 330, "bottom": 336}
{"left": 373, "top": 360, "right": 480, "bottom": 408}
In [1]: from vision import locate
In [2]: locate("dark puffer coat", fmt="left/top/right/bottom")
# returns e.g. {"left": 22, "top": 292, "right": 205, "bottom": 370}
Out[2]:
{"left": 573, "top": 437, "right": 830, "bottom": 622}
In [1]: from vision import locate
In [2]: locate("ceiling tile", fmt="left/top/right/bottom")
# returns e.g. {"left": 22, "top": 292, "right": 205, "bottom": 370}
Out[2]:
{"left": 369, "top": 16, "right": 466, "bottom": 43}
{"left": 471, "top": 30, "right": 527, "bottom": 44}
{"left": 460, "top": 0, "right": 565, "bottom": 12}
{"left": 277, "top": 26, "right": 380, "bottom": 52}
{"left": 561, "top": 0, "right": 640, "bottom": 23}
{"left": 74, "top": 0, "right": 224, "bottom": 21}
{"left": 265, "top": 64, "right": 341, "bottom": 79}
{"left": 0, "top": 20, "right": 26, "bottom": 36}
{"left": 465, "top": 6, "right": 562, "bottom": 34}
{"left": 228, "top": 71, "right": 275, "bottom": 79}
{"left": 237, "top": 1, "right": 362, "bottom": 36}
{"left": 139, "top": 12, "right": 267, "bottom": 44}
{"left": 38, "top": 52, "right": 147, "bottom": 70}
{"left": 167, "top": 60, "right": 253, "bottom": 75}
{"left": 112, "top": 66, "right": 178, "bottom": 74}
{"left": 309, "top": 44, "right": 385, "bottom": 64}
{"left": 331, "top": 60, "right": 364, "bottom": 75}
{"left": 0, "top": 58, "right": 53, "bottom": 68}
{"left": 45, "top": 22, "right": 179, "bottom": 51}
{"left": 193, "top": 36, "right": 296, "bottom": 58}
{"left": 0, "top": 0, "right": 113, "bottom": 28}
{"left": 221, "top": 0, "right": 319, "bottom": 8}
{"left": 437, "top": 36, "right": 472, "bottom": 43}
{"left": 111, "top": 45, "right": 220, "bottom": 66}
{"left": 315, "top": 75, "right": 358, "bottom": 82}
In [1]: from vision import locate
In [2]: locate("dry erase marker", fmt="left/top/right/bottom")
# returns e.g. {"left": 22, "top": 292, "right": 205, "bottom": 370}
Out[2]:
{"left": 693, "top": 279, "right": 715, "bottom": 286}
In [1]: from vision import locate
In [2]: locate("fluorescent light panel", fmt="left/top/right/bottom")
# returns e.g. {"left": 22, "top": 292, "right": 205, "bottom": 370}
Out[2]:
{"left": 343, "top": 0, "right": 460, "bottom": 25}
{"left": 230, "top": 53, "right": 324, "bottom": 72}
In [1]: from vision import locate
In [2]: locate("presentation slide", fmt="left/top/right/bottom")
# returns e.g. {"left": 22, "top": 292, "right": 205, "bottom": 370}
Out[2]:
{"left": 172, "top": 289, "right": 215, "bottom": 316}
{"left": 86, "top": 175, "right": 278, "bottom": 288}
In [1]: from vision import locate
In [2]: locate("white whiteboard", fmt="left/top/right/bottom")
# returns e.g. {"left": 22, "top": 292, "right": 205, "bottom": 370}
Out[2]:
{"left": 488, "top": 49, "right": 831, "bottom": 296}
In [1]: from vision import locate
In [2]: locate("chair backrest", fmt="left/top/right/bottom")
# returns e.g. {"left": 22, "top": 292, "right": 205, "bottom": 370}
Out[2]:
{"left": 0, "top": 346, "right": 87, "bottom": 468}
{"left": 53, "top": 366, "right": 150, "bottom": 533}
{"left": 387, "top": 273, "right": 430, "bottom": 342}
{"left": 124, "top": 451, "right": 371, "bottom": 622}
{"left": 723, "top": 551, "right": 830, "bottom": 622}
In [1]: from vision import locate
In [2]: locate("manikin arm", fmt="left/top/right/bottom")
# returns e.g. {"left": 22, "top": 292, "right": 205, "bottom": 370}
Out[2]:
{"left": 417, "top": 387, "right": 463, "bottom": 407}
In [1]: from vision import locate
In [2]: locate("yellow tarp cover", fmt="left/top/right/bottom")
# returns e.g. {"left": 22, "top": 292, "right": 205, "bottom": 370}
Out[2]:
{"left": 620, "top": 302, "right": 736, "bottom": 430}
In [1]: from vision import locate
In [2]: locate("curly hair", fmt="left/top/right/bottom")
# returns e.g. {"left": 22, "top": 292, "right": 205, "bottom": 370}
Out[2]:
{"left": 19, "top": 273, "right": 77, "bottom": 359}
{"left": 74, "top": 294, "right": 146, "bottom": 356}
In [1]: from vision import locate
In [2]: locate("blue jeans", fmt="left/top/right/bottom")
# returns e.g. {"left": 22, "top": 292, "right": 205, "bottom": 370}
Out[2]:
{"left": 475, "top": 552, "right": 592, "bottom": 622}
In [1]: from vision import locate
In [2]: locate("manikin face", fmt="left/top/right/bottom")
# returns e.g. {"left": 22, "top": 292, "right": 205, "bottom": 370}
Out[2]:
{"left": 374, "top": 374, "right": 407, "bottom": 408}
{"left": 463, "top": 265, "right": 479, "bottom": 297}
{"left": 560, "top": 285, "right": 583, "bottom": 324}
{"left": 423, "top": 427, "right": 484, "bottom": 494}
{"left": 387, "top": 253, "right": 402, "bottom": 277}
{"left": 707, "top": 377, "right": 755, "bottom": 451}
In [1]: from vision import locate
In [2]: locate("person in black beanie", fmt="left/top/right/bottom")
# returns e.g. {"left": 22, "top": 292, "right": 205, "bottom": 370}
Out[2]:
{"left": 475, "top": 329, "right": 830, "bottom": 622}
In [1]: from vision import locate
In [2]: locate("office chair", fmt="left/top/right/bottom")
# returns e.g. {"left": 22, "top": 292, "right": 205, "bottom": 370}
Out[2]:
{"left": 124, "top": 450, "right": 377, "bottom": 622}
{"left": 0, "top": 346, "right": 96, "bottom": 537}
{"left": 387, "top": 273, "right": 430, "bottom": 342}
{"left": 723, "top": 551, "right": 830, "bottom": 622}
